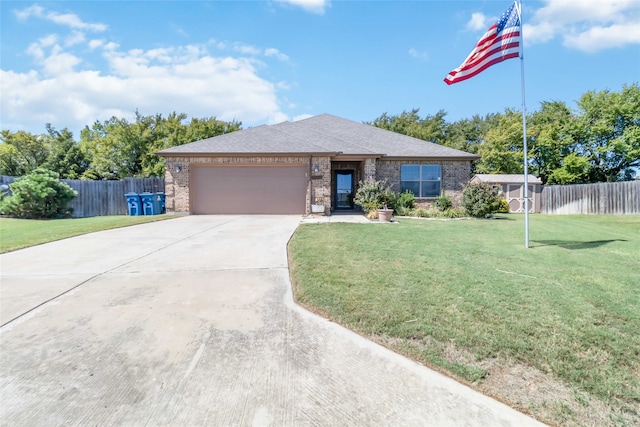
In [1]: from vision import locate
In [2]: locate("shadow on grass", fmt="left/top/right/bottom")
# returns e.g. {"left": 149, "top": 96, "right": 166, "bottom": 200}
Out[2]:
{"left": 532, "top": 239, "right": 627, "bottom": 250}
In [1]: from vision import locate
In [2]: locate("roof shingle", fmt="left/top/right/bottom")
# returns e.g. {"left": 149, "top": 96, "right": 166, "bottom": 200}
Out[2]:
{"left": 158, "top": 114, "right": 479, "bottom": 159}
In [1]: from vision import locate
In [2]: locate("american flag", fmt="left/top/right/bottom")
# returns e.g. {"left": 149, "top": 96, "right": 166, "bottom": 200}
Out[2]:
{"left": 444, "top": 2, "right": 520, "bottom": 85}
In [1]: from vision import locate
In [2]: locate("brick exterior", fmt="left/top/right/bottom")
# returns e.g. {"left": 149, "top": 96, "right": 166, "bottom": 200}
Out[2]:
{"left": 164, "top": 156, "right": 312, "bottom": 214}
{"left": 376, "top": 160, "right": 472, "bottom": 206}
{"left": 163, "top": 156, "right": 472, "bottom": 214}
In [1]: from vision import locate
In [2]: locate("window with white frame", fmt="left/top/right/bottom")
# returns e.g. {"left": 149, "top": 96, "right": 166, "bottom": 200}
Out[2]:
{"left": 400, "top": 164, "right": 441, "bottom": 197}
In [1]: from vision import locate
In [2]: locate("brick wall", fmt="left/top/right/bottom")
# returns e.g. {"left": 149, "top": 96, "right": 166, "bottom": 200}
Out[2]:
{"left": 376, "top": 160, "right": 472, "bottom": 205}
{"left": 162, "top": 156, "right": 473, "bottom": 214}
{"left": 163, "top": 156, "right": 313, "bottom": 214}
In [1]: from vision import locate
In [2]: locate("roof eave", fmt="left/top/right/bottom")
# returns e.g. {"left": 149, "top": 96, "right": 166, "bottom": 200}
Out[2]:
{"left": 157, "top": 151, "right": 341, "bottom": 157}
{"left": 382, "top": 155, "right": 480, "bottom": 161}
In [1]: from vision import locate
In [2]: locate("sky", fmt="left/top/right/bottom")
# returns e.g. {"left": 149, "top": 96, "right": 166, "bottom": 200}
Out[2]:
{"left": 1, "top": 0, "right": 639, "bottom": 137}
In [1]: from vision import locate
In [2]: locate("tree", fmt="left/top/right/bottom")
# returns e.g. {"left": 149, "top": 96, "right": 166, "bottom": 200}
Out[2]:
{"left": 368, "top": 108, "right": 449, "bottom": 145}
{"left": 444, "top": 113, "right": 500, "bottom": 154}
{"left": 0, "top": 130, "right": 50, "bottom": 176}
{"left": 575, "top": 83, "right": 640, "bottom": 182}
{"left": 43, "top": 124, "right": 88, "bottom": 179}
{"left": 80, "top": 112, "right": 243, "bottom": 179}
{"left": 476, "top": 109, "right": 528, "bottom": 174}
{"left": 0, "top": 168, "right": 77, "bottom": 218}
{"left": 528, "top": 101, "right": 581, "bottom": 184}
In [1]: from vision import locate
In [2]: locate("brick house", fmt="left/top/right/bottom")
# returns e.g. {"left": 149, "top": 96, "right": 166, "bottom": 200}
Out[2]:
{"left": 157, "top": 114, "right": 479, "bottom": 215}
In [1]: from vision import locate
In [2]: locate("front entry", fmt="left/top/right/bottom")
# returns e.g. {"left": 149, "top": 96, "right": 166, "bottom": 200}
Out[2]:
{"left": 334, "top": 171, "right": 354, "bottom": 209}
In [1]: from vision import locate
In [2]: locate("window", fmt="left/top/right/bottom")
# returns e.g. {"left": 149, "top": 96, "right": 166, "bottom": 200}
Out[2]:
{"left": 400, "top": 164, "right": 441, "bottom": 197}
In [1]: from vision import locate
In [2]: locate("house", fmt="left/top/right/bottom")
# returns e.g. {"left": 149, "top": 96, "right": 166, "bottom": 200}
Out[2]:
{"left": 470, "top": 174, "right": 543, "bottom": 213}
{"left": 157, "top": 114, "right": 479, "bottom": 215}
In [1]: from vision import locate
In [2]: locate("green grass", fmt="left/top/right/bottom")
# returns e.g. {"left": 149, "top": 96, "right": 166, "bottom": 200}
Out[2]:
{"left": 0, "top": 215, "right": 177, "bottom": 253}
{"left": 289, "top": 215, "right": 640, "bottom": 425}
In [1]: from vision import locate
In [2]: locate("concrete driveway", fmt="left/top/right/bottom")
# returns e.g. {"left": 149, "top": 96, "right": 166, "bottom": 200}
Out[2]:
{"left": 0, "top": 215, "right": 544, "bottom": 426}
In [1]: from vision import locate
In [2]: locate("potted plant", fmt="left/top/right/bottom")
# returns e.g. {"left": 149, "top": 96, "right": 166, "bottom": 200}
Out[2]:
{"left": 353, "top": 179, "right": 396, "bottom": 222}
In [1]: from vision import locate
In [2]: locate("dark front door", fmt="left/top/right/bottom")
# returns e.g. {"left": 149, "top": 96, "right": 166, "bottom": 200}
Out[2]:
{"left": 335, "top": 171, "right": 354, "bottom": 209}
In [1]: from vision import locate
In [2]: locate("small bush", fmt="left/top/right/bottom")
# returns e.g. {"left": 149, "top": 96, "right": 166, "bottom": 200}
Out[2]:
{"left": 0, "top": 168, "right": 77, "bottom": 218}
{"left": 442, "top": 207, "right": 466, "bottom": 218}
{"left": 433, "top": 194, "right": 453, "bottom": 211}
{"left": 353, "top": 179, "right": 396, "bottom": 213}
{"left": 497, "top": 198, "right": 510, "bottom": 213}
{"left": 396, "top": 190, "right": 415, "bottom": 209}
{"left": 462, "top": 182, "right": 501, "bottom": 218}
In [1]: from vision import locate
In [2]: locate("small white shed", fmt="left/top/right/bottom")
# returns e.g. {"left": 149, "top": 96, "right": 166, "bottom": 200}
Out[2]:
{"left": 470, "top": 174, "right": 543, "bottom": 213}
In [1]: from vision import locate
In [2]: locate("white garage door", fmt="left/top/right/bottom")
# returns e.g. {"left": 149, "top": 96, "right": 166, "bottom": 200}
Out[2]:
{"left": 190, "top": 165, "right": 307, "bottom": 214}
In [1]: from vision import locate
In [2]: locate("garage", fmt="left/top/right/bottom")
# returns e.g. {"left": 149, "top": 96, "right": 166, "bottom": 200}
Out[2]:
{"left": 190, "top": 165, "right": 308, "bottom": 214}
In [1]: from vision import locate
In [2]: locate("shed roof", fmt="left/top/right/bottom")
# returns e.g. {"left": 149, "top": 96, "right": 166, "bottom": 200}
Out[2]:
{"left": 472, "top": 174, "right": 543, "bottom": 184}
{"left": 158, "top": 114, "right": 479, "bottom": 159}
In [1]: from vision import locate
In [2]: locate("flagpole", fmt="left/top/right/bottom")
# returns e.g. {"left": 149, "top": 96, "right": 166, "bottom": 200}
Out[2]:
{"left": 516, "top": 0, "right": 530, "bottom": 248}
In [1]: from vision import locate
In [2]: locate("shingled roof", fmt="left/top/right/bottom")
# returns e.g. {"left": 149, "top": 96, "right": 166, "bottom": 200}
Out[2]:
{"left": 158, "top": 114, "right": 479, "bottom": 159}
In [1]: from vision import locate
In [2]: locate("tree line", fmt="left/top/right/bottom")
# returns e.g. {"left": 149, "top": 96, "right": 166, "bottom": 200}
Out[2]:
{"left": 0, "top": 112, "right": 241, "bottom": 180}
{"left": 368, "top": 83, "right": 639, "bottom": 184}
{"left": 1, "top": 83, "right": 638, "bottom": 184}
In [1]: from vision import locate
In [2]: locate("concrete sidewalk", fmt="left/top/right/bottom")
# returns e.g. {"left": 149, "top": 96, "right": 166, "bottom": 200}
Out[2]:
{"left": 0, "top": 215, "right": 545, "bottom": 426}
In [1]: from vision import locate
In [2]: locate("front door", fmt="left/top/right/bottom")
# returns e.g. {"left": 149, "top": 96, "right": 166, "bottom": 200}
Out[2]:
{"left": 335, "top": 171, "right": 354, "bottom": 209}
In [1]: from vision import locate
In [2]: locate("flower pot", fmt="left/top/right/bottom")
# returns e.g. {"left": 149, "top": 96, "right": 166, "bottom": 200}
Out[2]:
{"left": 377, "top": 208, "right": 393, "bottom": 222}
{"left": 311, "top": 204, "right": 325, "bottom": 214}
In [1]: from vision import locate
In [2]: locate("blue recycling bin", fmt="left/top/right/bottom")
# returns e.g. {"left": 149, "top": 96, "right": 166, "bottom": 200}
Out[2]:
{"left": 125, "top": 193, "right": 142, "bottom": 216}
{"left": 140, "top": 192, "right": 156, "bottom": 215}
{"left": 153, "top": 192, "right": 166, "bottom": 214}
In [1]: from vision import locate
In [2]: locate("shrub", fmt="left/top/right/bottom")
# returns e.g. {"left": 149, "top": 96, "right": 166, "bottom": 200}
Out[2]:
{"left": 394, "top": 190, "right": 415, "bottom": 216}
{"left": 396, "top": 190, "right": 415, "bottom": 209}
{"left": 432, "top": 194, "right": 453, "bottom": 211}
{"left": 462, "top": 182, "right": 502, "bottom": 218}
{"left": 442, "top": 207, "right": 466, "bottom": 218}
{"left": 0, "top": 168, "right": 77, "bottom": 218}
{"left": 353, "top": 179, "right": 396, "bottom": 213}
{"left": 497, "top": 198, "right": 510, "bottom": 213}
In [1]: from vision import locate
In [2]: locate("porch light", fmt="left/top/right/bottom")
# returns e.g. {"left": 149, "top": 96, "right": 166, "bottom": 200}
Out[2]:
{"left": 313, "top": 164, "right": 319, "bottom": 173}
{"left": 175, "top": 166, "right": 182, "bottom": 173}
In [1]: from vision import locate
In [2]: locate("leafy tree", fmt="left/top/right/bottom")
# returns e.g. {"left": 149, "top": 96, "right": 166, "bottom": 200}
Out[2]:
{"left": 528, "top": 101, "right": 578, "bottom": 184}
{"left": 368, "top": 108, "right": 449, "bottom": 145}
{"left": 0, "top": 130, "right": 50, "bottom": 176}
{"left": 0, "top": 168, "right": 77, "bottom": 218}
{"left": 445, "top": 113, "right": 500, "bottom": 154}
{"left": 476, "top": 109, "right": 528, "bottom": 174}
{"left": 575, "top": 83, "right": 640, "bottom": 182}
{"left": 80, "top": 112, "right": 242, "bottom": 179}
{"left": 43, "top": 124, "right": 88, "bottom": 179}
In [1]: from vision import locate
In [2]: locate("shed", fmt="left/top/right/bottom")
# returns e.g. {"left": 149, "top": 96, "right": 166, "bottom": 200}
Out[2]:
{"left": 470, "top": 174, "right": 543, "bottom": 213}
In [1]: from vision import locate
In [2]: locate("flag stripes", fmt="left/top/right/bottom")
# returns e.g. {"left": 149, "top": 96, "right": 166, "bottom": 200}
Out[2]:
{"left": 444, "top": 2, "right": 520, "bottom": 85}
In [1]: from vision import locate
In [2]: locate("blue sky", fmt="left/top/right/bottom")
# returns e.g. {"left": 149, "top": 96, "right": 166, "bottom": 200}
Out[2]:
{"left": 1, "top": 0, "right": 639, "bottom": 137}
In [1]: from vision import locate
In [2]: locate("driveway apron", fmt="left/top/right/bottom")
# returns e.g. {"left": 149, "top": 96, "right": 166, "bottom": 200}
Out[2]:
{"left": 0, "top": 215, "right": 544, "bottom": 426}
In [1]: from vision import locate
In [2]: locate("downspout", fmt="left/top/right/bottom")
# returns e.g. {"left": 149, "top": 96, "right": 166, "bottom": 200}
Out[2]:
{"left": 308, "top": 155, "right": 313, "bottom": 215}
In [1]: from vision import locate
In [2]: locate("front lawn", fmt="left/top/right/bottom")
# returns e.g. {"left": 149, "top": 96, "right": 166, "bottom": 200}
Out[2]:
{"left": 0, "top": 215, "right": 176, "bottom": 253}
{"left": 288, "top": 214, "right": 640, "bottom": 427}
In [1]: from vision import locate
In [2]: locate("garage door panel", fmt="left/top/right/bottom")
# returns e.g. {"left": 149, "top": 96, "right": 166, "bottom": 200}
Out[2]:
{"left": 191, "top": 166, "right": 307, "bottom": 214}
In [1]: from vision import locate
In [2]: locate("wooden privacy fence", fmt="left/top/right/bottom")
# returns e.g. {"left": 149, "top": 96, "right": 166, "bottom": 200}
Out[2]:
{"left": 540, "top": 181, "right": 640, "bottom": 214}
{"left": 1, "top": 176, "right": 165, "bottom": 217}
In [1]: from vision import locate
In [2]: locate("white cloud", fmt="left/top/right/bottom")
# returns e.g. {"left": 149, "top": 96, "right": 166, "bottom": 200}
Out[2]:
{"left": 523, "top": 0, "right": 640, "bottom": 52}
{"left": 274, "top": 0, "right": 330, "bottom": 15}
{"left": 265, "top": 48, "right": 290, "bottom": 61}
{"left": 408, "top": 48, "right": 429, "bottom": 61}
{"left": 2, "top": 39, "right": 291, "bottom": 133}
{"left": 232, "top": 43, "right": 262, "bottom": 55}
{"left": 293, "top": 114, "right": 313, "bottom": 122}
{"left": 563, "top": 22, "right": 640, "bottom": 53}
{"left": 2, "top": 4, "right": 297, "bottom": 133}
{"left": 65, "top": 30, "right": 85, "bottom": 47}
{"left": 14, "top": 4, "right": 107, "bottom": 32}
{"left": 466, "top": 12, "right": 490, "bottom": 31}
{"left": 88, "top": 39, "right": 105, "bottom": 50}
